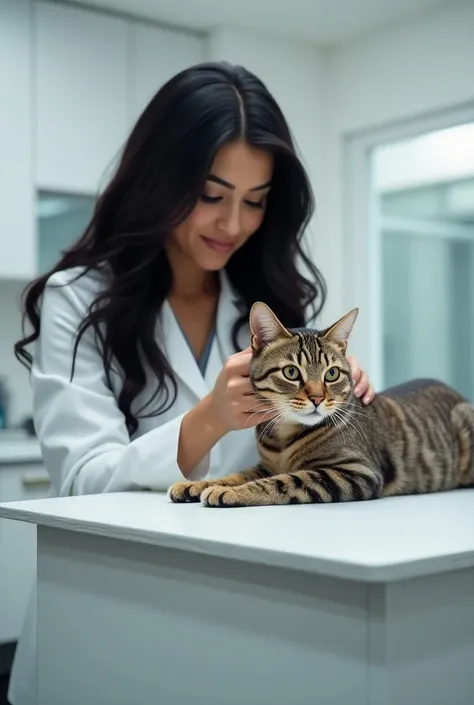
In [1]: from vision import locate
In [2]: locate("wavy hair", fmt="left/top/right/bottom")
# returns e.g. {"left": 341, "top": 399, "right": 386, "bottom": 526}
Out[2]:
{"left": 15, "top": 61, "right": 326, "bottom": 434}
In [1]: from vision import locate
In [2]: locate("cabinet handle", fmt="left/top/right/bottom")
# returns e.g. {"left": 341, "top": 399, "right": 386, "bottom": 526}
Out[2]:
{"left": 21, "top": 471, "right": 51, "bottom": 487}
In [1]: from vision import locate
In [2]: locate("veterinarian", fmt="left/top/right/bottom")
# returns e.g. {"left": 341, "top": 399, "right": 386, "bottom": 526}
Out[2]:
{"left": 10, "top": 61, "right": 374, "bottom": 705}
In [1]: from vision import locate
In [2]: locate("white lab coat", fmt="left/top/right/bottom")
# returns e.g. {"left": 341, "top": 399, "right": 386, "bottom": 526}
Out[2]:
{"left": 8, "top": 265, "right": 259, "bottom": 705}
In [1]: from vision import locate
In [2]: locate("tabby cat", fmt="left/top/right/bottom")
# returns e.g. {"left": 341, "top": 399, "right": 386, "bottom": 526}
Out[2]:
{"left": 168, "top": 302, "right": 474, "bottom": 508}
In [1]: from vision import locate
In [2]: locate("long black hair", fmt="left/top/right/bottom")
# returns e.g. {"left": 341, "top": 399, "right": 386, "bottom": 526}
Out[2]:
{"left": 15, "top": 61, "right": 326, "bottom": 434}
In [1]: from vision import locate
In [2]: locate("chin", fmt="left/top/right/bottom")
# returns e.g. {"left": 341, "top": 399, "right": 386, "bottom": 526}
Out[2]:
{"left": 288, "top": 409, "right": 327, "bottom": 427}
{"left": 202, "top": 259, "right": 230, "bottom": 271}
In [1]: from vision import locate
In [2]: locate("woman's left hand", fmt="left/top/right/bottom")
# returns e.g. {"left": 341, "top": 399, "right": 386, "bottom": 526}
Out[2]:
{"left": 347, "top": 356, "right": 375, "bottom": 405}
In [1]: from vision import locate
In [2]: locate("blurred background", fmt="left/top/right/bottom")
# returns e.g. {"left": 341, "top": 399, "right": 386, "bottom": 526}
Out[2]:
{"left": 0, "top": 0, "right": 473, "bottom": 688}
{"left": 1, "top": 0, "right": 474, "bottom": 428}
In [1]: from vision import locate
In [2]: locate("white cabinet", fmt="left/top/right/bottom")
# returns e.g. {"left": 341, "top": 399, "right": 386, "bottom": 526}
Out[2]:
{"left": 0, "top": 463, "right": 51, "bottom": 644}
{"left": 0, "top": 2, "right": 207, "bottom": 283}
{"left": 129, "top": 23, "right": 205, "bottom": 127}
{"left": 0, "top": 0, "right": 35, "bottom": 280}
{"left": 35, "top": 1, "right": 129, "bottom": 195}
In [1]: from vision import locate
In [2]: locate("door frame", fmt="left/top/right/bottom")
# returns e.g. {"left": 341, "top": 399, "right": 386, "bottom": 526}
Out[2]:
{"left": 343, "top": 101, "right": 474, "bottom": 391}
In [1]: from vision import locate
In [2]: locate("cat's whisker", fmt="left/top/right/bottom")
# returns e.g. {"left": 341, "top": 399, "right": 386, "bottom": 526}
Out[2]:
{"left": 334, "top": 399, "right": 369, "bottom": 414}
{"left": 247, "top": 402, "right": 277, "bottom": 413}
{"left": 337, "top": 405, "right": 368, "bottom": 416}
{"left": 334, "top": 409, "right": 367, "bottom": 446}
{"left": 258, "top": 409, "right": 289, "bottom": 439}
{"left": 329, "top": 409, "right": 347, "bottom": 445}
{"left": 338, "top": 410, "right": 369, "bottom": 424}
{"left": 245, "top": 407, "right": 279, "bottom": 426}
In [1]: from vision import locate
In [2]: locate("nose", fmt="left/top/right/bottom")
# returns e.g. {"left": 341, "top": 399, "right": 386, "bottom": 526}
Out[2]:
{"left": 308, "top": 395, "right": 323, "bottom": 408}
{"left": 218, "top": 205, "right": 241, "bottom": 237}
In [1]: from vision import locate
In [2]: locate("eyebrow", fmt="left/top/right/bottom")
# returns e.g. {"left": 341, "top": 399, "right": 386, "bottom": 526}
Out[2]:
{"left": 207, "top": 174, "right": 272, "bottom": 192}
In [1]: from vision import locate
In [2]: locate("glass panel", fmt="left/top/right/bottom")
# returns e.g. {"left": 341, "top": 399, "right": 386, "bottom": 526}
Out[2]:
{"left": 374, "top": 124, "right": 474, "bottom": 401}
{"left": 36, "top": 190, "right": 95, "bottom": 274}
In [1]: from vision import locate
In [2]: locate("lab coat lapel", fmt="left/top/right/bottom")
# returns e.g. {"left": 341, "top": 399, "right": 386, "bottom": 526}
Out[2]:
{"left": 158, "top": 271, "right": 249, "bottom": 401}
{"left": 159, "top": 300, "right": 209, "bottom": 400}
{"left": 205, "top": 271, "right": 251, "bottom": 386}
{"left": 203, "top": 270, "right": 241, "bottom": 390}
{"left": 216, "top": 269, "right": 248, "bottom": 358}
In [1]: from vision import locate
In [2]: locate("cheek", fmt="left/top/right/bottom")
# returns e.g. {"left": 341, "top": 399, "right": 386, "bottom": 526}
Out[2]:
{"left": 173, "top": 206, "right": 210, "bottom": 246}
{"left": 242, "top": 209, "right": 265, "bottom": 238}
{"left": 327, "top": 381, "right": 351, "bottom": 400}
{"left": 189, "top": 203, "right": 214, "bottom": 234}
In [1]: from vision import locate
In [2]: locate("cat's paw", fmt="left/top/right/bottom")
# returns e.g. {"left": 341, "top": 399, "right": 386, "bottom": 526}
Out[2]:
{"left": 167, "top": 480, "right": 211, "bottom": 503}
{"left": 201, "top": 486, "right": 244, "bottom": 508}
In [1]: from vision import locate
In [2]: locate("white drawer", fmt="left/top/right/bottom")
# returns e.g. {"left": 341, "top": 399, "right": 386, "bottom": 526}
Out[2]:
{"left": 0, "top": 463, "right": 52, "bottom": 644}
{"left": 0, "top": 464, "right": 51, "bottom": 503}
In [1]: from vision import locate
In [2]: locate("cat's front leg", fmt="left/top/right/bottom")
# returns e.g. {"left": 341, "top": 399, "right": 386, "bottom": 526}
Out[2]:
{"left": 168, "top": 464, "right": 272, "bottom": 503}
{"left": 201, "top": 466, "right": 382, "bottom": 508}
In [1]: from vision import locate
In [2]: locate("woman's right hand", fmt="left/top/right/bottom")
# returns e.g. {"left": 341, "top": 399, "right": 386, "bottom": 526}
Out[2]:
{"left": 178, "top": 348, "right": 278, "bottom": 477}
{"left": 208, "top": 347, "right": 278, "bottom": 436}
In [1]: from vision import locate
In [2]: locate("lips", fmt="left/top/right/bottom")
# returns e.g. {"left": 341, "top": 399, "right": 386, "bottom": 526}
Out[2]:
{"left": 201, "top": 236, "right": 235, "bottom": 254}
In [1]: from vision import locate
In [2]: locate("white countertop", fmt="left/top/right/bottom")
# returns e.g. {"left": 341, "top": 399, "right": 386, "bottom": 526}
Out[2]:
{"left": 0, "top": 489, "right": 473, "bottom": 582}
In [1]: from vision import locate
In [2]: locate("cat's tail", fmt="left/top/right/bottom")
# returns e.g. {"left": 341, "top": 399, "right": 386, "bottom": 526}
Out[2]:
{"left": 451, "top": 402, "right": 474, "bottom": 488}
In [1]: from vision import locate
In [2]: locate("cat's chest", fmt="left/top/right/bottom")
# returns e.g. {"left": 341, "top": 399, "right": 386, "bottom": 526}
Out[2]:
{"left": 257, "top": 422, "right": 305, "bottom": 473}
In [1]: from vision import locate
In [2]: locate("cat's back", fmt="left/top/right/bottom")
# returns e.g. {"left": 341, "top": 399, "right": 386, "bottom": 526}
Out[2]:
{"left": 379, "top": 378, "right": 466, "bottom": 415}
{"left": 370, "top": 379, "right": 474, "bottom": 496}
{"left": 372, "top": 378, "right": 465, "bottom": 474}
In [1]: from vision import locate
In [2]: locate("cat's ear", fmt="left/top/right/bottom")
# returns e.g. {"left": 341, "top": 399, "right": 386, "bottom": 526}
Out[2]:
{"left": 321, "top": 308, "right": 359, "bottom": 349}
{"left": 249, "top": 302, "right": 292, "bottom": 351}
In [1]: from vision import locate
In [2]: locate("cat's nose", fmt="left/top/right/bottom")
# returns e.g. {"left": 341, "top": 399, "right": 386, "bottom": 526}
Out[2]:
{"left": 309, "top": 395, "right": 323, "bottom": 408}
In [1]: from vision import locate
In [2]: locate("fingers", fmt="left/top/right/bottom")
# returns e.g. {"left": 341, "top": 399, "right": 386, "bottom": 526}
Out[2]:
{"left": 225, "top": 349, "right": 252, "bottom": 377}
{"left": 347, "top": 355, "right": 375, "bottom": 405}
{"left": 243, "top": 406, "right": 279, "bottom": 428}
{"left": 362, "top": 384, "right": 375, "bottom": 406}
{"left": 354, "top": 371, "right": 375, "bottom": 405}
{"left": 353, "top": 369, "right": 368, "bottom": 397}
{"left": 347, "top": 355, "right": 361, "bottom": 384}
{"left": 228, "top": 375, "right": 254, "bottom": 397}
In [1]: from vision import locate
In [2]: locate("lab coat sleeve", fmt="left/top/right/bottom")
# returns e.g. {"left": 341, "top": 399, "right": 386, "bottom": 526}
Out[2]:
{"left": 32, "top": 271, "right": 200, "bottom": 497}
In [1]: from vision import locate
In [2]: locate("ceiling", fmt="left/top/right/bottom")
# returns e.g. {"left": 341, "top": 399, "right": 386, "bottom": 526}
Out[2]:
{"left": 73, "top": 0, "right": 450, "bottom": 44}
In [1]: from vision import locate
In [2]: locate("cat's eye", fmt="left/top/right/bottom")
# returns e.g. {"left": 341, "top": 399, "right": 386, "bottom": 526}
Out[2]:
{"left": 324, "top": 367, "right": 340, "bottom": 382}
{"left": 282, "top": 365, "right": 300, "bottom": 381}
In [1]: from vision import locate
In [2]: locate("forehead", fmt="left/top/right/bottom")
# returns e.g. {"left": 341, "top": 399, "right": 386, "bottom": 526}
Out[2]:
{"left": 210, "top": 141, "right": 273, "bottom": 188}
{"left": 286, "top": 330, "right": 341, "bottom": 365}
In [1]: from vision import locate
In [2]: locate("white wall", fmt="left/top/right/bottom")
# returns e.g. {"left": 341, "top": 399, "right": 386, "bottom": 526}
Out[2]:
{"left": 320, "top": 0, "right": 474, "bottom": 345}
{"left": 3, "top": 0, "right": 474, "bottom": 420}
{"left": 0, "top": 3, "right": 206, "bottom": 427}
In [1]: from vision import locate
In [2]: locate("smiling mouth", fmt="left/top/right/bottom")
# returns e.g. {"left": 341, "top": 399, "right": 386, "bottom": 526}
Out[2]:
{"left": 201, "top": 236, "right": 235, "bottom": 254}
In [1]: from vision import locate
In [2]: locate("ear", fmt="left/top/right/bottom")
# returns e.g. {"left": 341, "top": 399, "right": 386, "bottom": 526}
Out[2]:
{"left": 249, "top": 302, "right": 292, "bottom": 351}
{"left": 321, "top": 308, "right": 359, "bottom": 349}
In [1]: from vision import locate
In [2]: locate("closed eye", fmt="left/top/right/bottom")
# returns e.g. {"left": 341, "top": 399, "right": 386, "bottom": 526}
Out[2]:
{"left": 200, "top": 194, "right": 265, "bottom": 209}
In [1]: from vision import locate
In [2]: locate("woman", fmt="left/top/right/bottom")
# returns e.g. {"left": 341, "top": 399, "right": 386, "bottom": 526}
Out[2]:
{"left": 10, "top": 61, "right": 373, "bottom": 705}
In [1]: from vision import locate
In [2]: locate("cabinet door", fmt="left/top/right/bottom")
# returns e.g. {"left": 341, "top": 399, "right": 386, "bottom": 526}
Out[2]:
{"left": 0, "top": 464, "right": 51, "bottom": 644}
{"left": 0, "top": 0, "right": 35, "bottom": 280}
{"left": 35, "top": 1, "right": 129, "bottom": 195}
{"left": 129, "top": 23, "right": 205, "bottom": 127}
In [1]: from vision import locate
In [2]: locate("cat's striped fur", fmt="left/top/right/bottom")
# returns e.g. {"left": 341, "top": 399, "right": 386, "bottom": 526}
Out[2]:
{"left": 168, "top": 303, "right": 474, "bottom": 508}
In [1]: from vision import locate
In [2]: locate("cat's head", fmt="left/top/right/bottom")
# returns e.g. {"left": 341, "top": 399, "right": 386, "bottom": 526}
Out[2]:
{"left": 249, "top": 302, "right": 359, "bottom": 427}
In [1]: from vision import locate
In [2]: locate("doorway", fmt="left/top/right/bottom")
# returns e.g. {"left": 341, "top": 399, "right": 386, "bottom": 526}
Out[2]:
{"left": 345, "top": 107, "right": 474, "bottom": 400}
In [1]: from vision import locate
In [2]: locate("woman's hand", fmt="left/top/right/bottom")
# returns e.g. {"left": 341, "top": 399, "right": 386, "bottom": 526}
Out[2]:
{"left": 347, "top": 355, "right": 375, "bottom": 405}
{"left": 208, "top": 347, "right": 278, "bottom": 436}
